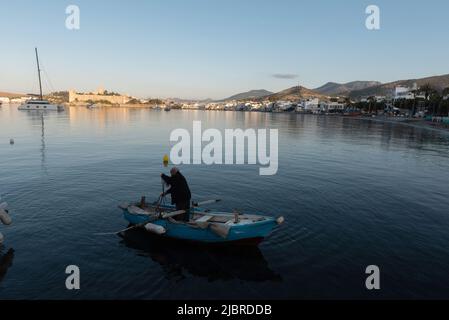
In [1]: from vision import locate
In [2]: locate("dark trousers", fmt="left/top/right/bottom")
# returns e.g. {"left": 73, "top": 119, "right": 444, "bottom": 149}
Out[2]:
{"left": 175, "top": 201, "right": 191, "bottom": 221}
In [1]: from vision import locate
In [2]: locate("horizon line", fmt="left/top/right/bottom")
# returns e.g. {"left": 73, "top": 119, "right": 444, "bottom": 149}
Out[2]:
{"left": 3, "top": 71, "right": 449, "bottom": 101}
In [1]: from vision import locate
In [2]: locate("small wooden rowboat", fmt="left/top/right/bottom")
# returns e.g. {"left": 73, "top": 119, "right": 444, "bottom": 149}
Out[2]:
{"left": 118, "top": 201, "right": 284, "bottom": 245}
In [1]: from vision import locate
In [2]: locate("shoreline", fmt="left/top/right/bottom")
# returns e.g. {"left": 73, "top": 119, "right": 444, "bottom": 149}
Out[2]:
{"left": 63, "top": 103, "right": 449, "bottom": 135}
{"left": 351, "top": 115, "right": 449, "bottom": 135}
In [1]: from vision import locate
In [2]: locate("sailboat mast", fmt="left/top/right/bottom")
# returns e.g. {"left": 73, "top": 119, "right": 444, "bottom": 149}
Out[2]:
{"left": 35, "top": 47, "right": 43, "bottom": 100}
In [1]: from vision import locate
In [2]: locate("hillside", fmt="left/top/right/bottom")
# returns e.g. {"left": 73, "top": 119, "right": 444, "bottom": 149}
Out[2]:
{"left": 223, "top": 89, "right": 273, "bottom": 101}
{"left": 314, "top": 81, "right": 381, "bottom": 96}
{"left": 0, "top": 91, "right": 26, "bottom": 98}
{"left": 349, "top": 74, "right": 449, "bottom": 98}
{"left": 263, "top": 86, "right": 325, "bottom": 101}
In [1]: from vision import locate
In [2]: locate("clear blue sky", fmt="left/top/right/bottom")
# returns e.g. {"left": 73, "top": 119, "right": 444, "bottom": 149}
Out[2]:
{"left": 1, "top": 0, "right": 448, "bottom": 99}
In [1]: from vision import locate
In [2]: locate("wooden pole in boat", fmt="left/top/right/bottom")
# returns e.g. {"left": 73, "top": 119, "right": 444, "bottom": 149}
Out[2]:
{"left": 155, "top": 177, "right": 165, "bottom": 213}
{"left": 233, "top": 209, "right": 239, "bottom": 223}
{"left": 139, "top": 196, "right": 146, "bottom": 209}
{"left": 35, "top": 47, "right": 43, "bottom": 100}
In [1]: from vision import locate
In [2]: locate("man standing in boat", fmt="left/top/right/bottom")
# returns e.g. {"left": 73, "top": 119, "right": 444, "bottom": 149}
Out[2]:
{"left": 160, "top": 167, "right": 192, "bottom": 221}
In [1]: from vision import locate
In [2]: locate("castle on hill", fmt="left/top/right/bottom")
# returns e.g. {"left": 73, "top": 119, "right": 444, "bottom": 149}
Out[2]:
{"left": 69, "top": 87, "right": 130, "bottom": 104}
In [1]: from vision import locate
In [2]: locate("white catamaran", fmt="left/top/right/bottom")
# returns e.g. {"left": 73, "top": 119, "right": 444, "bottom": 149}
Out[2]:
{"left": 18, "top": 48, "right": 64, "bottom": 111}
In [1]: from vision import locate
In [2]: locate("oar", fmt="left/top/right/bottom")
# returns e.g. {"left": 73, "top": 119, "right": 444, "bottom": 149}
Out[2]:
{"left": 155, "top": 177, "right": 167, "bottom": 212}
{"left": 154, "top": 195, "right": 162, "bottom": 211}
{"left": 161, "top": 209, "right": 185, "bottom": 219}
{"left": 93, "top": 209, "right": 186, "bottom": 236}
{"left": 192, "top": 199, "right": 221, "bottom": 207}
{"left": 93, "top": 223, "right": 146, "bottom": 236}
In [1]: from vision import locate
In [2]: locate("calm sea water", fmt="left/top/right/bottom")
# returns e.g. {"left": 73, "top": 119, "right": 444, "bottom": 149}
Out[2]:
{"left": 1, "top": 105, "right": 449, "bottom": 299}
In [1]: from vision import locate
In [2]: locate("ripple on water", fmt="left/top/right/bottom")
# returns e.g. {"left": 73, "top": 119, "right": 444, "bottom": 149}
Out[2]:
{"left": 1, "top": 109, "right": 449, "bottom": 298}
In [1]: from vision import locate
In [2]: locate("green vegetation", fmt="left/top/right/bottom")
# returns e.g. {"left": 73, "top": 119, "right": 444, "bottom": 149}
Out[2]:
{"left": 170, "top": 104, "right": 183, "bottom": 110}
{"left": 46, "top": 91, "right": 69, "bottom": 103}
{"left": 147, "top": 99, "right": 163, "bottom": 105}
{"left": 82, "top": 91, "right": 121, "bottom": 96}
{"left": 127, "top": 98, "right": 141, "bottom": 104}
{"left": 102, "top": 90, "right": 121, "bottom": 96}
{"left": 353, "top": 100, "right": 386, "bottom": 113}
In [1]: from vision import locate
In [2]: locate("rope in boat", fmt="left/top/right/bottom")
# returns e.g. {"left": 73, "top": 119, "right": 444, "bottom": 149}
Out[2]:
{"left": 160, "top": 178, "right": 166, "bottom": 207}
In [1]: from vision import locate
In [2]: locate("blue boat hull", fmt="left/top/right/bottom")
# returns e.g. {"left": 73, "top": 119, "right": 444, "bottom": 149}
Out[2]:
{"left": 122, "top": 205, "right": 280, "bottom": 245}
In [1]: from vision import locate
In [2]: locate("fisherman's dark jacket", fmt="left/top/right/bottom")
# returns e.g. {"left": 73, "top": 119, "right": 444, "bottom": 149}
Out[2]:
{"left": 161, "top": 172, "right": 192, "bottom": 205}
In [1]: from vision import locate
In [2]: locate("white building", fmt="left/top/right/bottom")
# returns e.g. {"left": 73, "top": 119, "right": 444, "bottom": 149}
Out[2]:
{"left": 0, "top": 97, "right": 10, "bottom": 103}
{"left": 394, "top": 83, "right": 429, "bottom": 100}
{"left": 295, "top": 101, "right": 305, "bottom": 112}
{"left": 249, "top": 103, "right": 263, "bottom": 111}
{"left": 394, "top": 86, "right": 415, "bottom": 100}
{"left": 263, "top": 102, "right": 274, "bottom": 112}
{"left": 275, "top": 101, "right": 294, "bottom": 111}
{"left": 225, "top": 102, "right": 237, "bottom": 110}
{"left": 10, "top": 97, "right": 30, "bottom": 103}
{"left": 320, "top": 101, "right": 346, "bottom": 112}
{"left": 206, "top": 103, "right": 225, "bottom": 110}
{"left": 304, "top": 98, "right": 320, "bottom": 112}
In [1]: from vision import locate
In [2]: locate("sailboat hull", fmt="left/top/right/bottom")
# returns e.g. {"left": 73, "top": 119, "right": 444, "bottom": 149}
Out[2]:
{"left": 18, "top": 101, "right": 63, "bottom": 111}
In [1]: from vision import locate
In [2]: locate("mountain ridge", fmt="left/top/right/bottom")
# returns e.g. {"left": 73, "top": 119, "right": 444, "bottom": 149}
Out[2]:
{"left": 263, "top": 86, "right": 325, "bottom": 101}
{"left": 221, "top": 89, "right": 273, "bottom": 101}
{"left": 221, "top": 74, "right": 449, "bottom": 102}
{"left": 314, "top": 81, "right": 381, "bottom": 96}
{"left": 0, "top": 91, "right": 26, "bottom": 98}
{"left": 349, "top": 74, "right": 449, "bottom": 98}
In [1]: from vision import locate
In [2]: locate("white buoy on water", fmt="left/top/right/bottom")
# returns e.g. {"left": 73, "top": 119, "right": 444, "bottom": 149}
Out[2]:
{"left": 276, "top": 216, "right": 285, "bottom": 225}
{"left": 0, "top": 209, "right": 12, "bottom": 225}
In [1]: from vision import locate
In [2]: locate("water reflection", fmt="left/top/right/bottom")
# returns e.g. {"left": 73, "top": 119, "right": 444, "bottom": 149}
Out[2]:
{"left": 0, "top": 248, "right": 14, "bottom": 284}
{"left": 24, "top": 111, "right": 48, "bottom": 173}
{"left": 120, "top": 229, "right": 282, "bottom": 283}
{"left": 68, "top": 106, "right": 132, "bottom": 129}
{"left": 3, "top": 107, "right": 449, "bottom": 299}
{"left": 40, "top": 114, "right": 47, "bottom": 173}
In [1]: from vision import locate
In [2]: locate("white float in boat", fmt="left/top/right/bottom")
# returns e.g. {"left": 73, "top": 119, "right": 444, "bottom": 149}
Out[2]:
{"left": 0, "top": 209, "right": 12, "bottom": 225}
{"left": 144, "top": 223, "right": 166, "bottom": 235}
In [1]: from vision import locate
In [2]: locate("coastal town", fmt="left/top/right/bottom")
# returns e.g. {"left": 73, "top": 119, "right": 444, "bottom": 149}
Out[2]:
{"left": 0, "top": 76, "right": 449, "bottom": 127}
{"left": 2, "top": 80, "right": 449, "bottom": 123}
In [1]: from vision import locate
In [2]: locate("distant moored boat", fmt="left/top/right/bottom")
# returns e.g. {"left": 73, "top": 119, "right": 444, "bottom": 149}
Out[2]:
{"left": 18, "top": 48, "right": 64, "bottom": 111}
